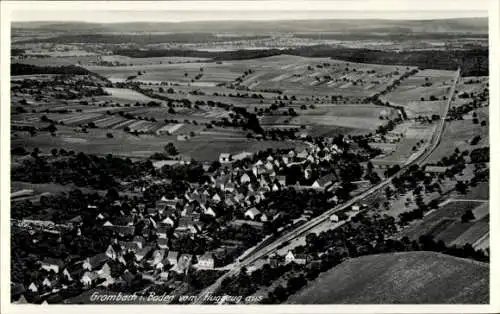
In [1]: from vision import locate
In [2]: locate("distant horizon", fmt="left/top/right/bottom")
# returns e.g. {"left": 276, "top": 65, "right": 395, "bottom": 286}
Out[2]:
{"left": 11, "top": 8, "right": 488, "bottom": 24}
{"left": 12, "top": 16, "right": 489, "bottom": 25}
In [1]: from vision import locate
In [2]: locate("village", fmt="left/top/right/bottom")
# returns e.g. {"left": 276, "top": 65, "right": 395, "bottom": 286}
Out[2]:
{"left": 10, "top": 136, "right": 378, "bottom": 303}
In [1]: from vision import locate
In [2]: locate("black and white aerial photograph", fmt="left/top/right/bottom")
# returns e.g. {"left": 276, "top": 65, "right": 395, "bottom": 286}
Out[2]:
{"left": 1, "top": 0, "right": 497, "bottom": 311}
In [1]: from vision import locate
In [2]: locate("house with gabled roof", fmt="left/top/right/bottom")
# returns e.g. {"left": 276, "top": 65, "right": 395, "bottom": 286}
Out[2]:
{"left": 284, "top": 250, "right": 309, "bottom": 265}
{"left": 150, "top": 249, "right": 166, "bottom": 266}
{"left": 133, "top": 236, "right": 146, "bottom": 249}
{"left": 167, "top": 251, "right": 179, "bottom": 266}
{"left": 276, "top": 175, "right": 286, "bottom": 186}
{"left": 157, "top": 226, "right": 168, "bottom": 239}
{"left": 112, "top": 225, "right": 135, "bottom": 237}
{"left": 224, "top": 182, "right": 236, "bottom": 193}
{"left": 260, "top": 214, "right": 268, "bottom": 222}
{"left": 28, "top": 282, "right": 38, "bottom": 293}
{"left": 240, "top": 173, "right": 252, "bottom": 184}
{"left": 160, "top": 216, "right": 175, "bottom": 227}
{"left": 196, "top": 252, "right": 215, "bottom": 269}
{"left": 157, "top": 238, "right": 169, "bottom": 249}
{"left": 15, "top": 294, "right": 28, "bottom": 304}
{"left": 81, "top": 271, "right": 99, "bottom": 287}
{"left": 40, "top": 257, "right": 65, "bottom": 273}
{"left": 171, "top": 254, "right": 192, "bottom": 274}
{"left": 244, "top": 207, "right": 261, "bottom": 220}
{"left": 83, "top": 253, "right": 110, "bottom": 271}
{"left": 203, "top": 206, "right": 217, "bottom": 217}
{"left": 42, "top": 277, "right": 52, "bottom": 288}
{"left": 212, "top": 193, "right": 222, "bottom": 203}
{"left": 296, "top": 150, "right": 308, "bottom": 159}
{"left": 135, "top": 246, "right": 153, "bottom": 262}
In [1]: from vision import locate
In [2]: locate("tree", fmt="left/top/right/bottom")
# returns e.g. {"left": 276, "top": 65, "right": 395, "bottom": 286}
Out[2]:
{"left": 461, "top": 210, "right": 475, "bottom": 223}
{"left": 47, "top": 124, "right": 58, "bottom": 133}
{"left": 208, "top": 160, "right": 221, "bottom": 172}
{"left": 456, "top": 181, "right": 468, "bottom": 194}
{"left": 106, "top": 188, "right": 119, "bottom": 200}
{"left": 164, "top": 143, "right": 178, "bottom": 156}
{"left": 51, "top": 148, "right": 58, "bottom": 157}
{"left": 12, "top": 147, "right": 27, "bottom": 155}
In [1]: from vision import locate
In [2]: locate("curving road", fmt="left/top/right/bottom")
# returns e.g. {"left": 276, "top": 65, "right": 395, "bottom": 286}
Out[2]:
{"left": 192, "top": 68, "right": 460, "bottom": 304}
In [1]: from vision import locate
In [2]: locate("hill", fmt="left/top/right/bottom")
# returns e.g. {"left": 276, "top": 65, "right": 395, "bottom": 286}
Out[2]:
{"left": 12, "top": 18, "right": 488, "bottom": 34}
{"left": 287, "top": 252, "right": 489, "bottom": 304}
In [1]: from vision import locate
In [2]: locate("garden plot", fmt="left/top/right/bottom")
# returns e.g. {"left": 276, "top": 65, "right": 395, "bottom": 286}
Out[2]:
{"left": 267, "top": 73, "right": 289, "bottom": 82}
{"left": 450, "top": 219, "right": 489, "bottom": 248}
{"left": 155, "top": 123, "right": 184, "bottom": 134}
{"left": 472, "top": 202, "right": 490, "bottom": 220}
{"left": 127, "top": 120, "right": 160, "bottom": 132}
{"left": 58, "top": 113, "right": 103, "bottom": 125}
{"left": 111, "top": 119, "right": 136, "bottom": 130}
{"left": 397, "top": 200, "right": 486, "bottom": 241}
{"left": 95, "top": 116, "right": 127, "bottom": 128}
{"left": 103, "top": 88, "right": 159, "bottom": 103}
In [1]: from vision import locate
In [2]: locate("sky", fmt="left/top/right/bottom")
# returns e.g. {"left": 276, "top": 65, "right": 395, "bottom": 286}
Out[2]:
{"left": 9, "top": 1, "right": 489, "bottom": 23}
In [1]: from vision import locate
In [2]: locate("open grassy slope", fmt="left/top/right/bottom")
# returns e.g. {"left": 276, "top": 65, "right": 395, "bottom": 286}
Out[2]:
{"left": 287, "top": 252, "right": 489, "bottom": 304}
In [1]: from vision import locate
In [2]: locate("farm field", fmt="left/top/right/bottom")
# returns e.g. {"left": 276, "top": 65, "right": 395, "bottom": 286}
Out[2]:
{"left": 396, "top": 200, "right": 489, "bottom": 249}
{"left": 86, "top": 61, "right": 244, "bottom": 84}
{"left": 86, "top": 55, "right": 413, "bottom": 99}
{"left": 287, "top": 252, "right": 489, "bottom": 304}
{"left": 11, "top": 125, "right": 304, "bottom": 161}
{"left": 12, "top": 55, "right": 100, "bottom": 66}
{"left": 382, "top": 69, "right": 457, "bottom": 117}
{"left": 11, "top": 181, "right": 140, "bottom": 201}
{"left": 101, "top": 55, "right": 210, "bottom": 65}
{"left": 102, "top": 87, "right": 164, "bottom": 103}
{"left": 370, "top": 138, "right": 422, "bottom": 166}
{"left": 426, "top": 118, "right": 489, "bottom": 164}
{"left": 451, "top": 182, "right": 489, "bottom": 201}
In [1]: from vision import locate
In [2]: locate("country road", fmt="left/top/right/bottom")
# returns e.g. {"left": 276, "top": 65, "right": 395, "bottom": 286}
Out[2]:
{"left": 192, "top": 68, "right": 461, "bottom": 304}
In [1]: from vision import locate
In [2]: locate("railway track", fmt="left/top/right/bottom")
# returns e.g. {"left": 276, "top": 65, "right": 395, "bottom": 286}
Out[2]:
{"left": 192, "top": 68, "right": 460, "bottom": 304}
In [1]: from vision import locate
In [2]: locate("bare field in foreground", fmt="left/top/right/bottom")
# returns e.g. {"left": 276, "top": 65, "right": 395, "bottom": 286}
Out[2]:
{"left": 287, "top": 252, "right": 488, "bottom": 304}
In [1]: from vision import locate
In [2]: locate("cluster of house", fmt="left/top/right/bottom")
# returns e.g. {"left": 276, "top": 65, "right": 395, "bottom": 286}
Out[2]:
{"left": 16, "top": 236, "right": 217, "bottom": 303}
{"left": 12, "top": 142, "right": 356, "bottom": 303}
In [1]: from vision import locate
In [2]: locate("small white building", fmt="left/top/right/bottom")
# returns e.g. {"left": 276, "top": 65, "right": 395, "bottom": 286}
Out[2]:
{"left": 28, "top": 283, "right": 38, "bottom": 293}
{"left": 40, "top": 258, "right": 64, "bottom": 274}
{"left": 329, "top": 214, "right": 339, "bottom": 222}
{"left": 197, "top": 252, "right": 215, "bottom": 269}
{"left": 240, "top": 173, "right": 251, "bottom": 184}
{"left": 81, "top": 271, "right": 99, "bottom": 287}
{"left": 244, "top": 207, "right": 261, "bottom": 220}
{"left": 219, "top": 153, "right": 233, "bottom": 163}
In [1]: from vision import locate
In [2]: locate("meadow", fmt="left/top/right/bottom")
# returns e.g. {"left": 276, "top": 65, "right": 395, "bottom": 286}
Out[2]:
{"left": 288, "top": 252, "right": 489, "bottom": 304}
